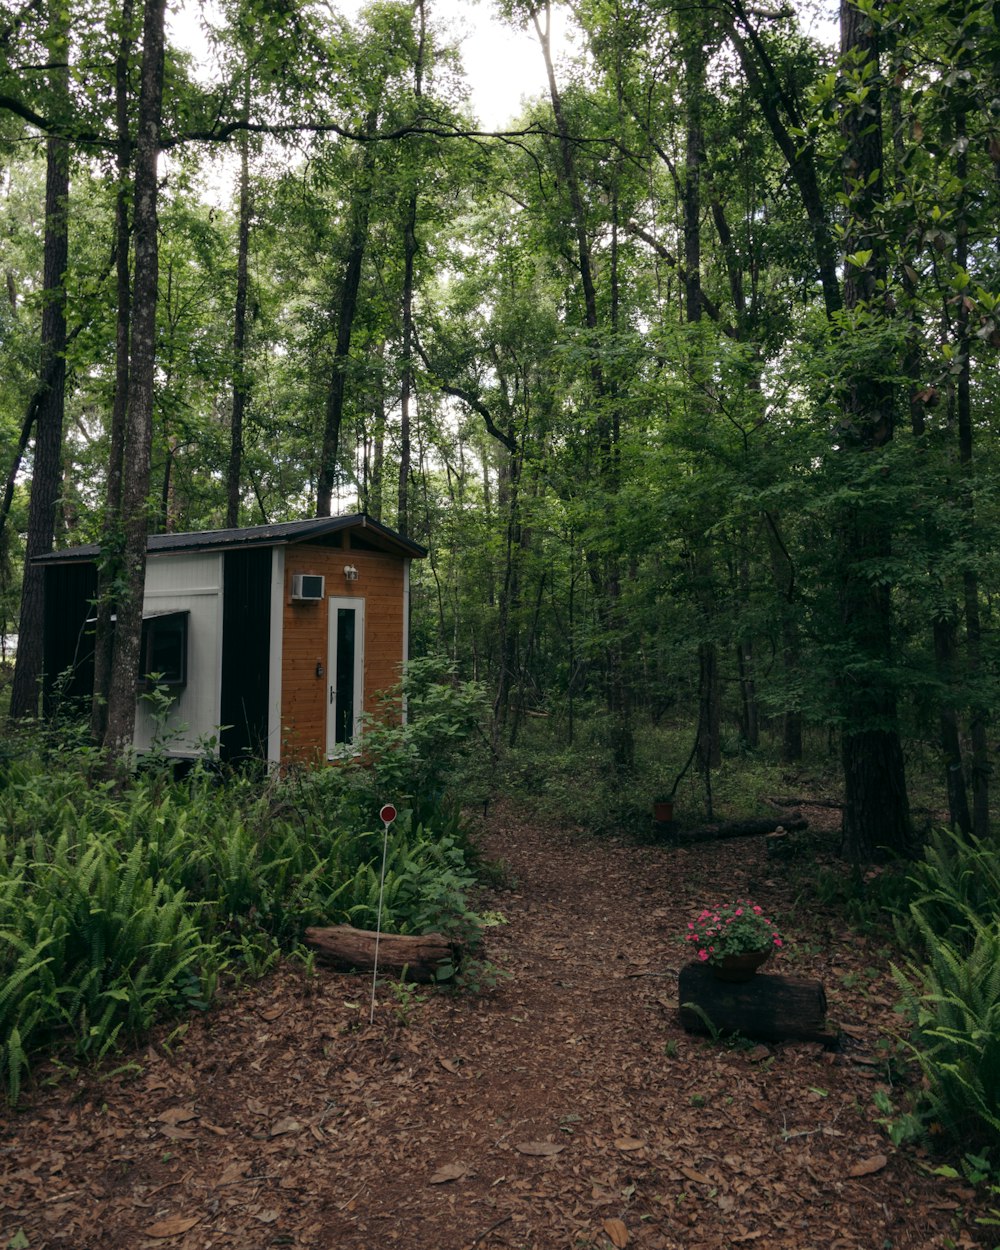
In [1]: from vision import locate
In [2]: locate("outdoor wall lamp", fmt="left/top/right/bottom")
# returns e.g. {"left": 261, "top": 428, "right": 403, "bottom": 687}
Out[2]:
{"left": 343, "top": 564, "right": 359, "bottom": 582}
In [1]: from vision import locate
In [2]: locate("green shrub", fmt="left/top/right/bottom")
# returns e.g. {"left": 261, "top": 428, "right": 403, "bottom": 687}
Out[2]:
{"left": 891, "top": 909, "right": 1000, "bottom": 1147}
{"left": 883, "top": 829, "right": 1000, "bottom": 1148}
{"left": 0, "top": 696, "right": 487, "bottom": 1102}
{"left": 0, "top": 822, "right": 217, "bottom": 1103}
{"left": 904, "top": 826, "right": 1000, "bottom": 951}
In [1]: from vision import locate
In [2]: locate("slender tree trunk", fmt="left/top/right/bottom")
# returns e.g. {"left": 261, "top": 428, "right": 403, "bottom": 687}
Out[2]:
{"left": 396, "top": 195, "right": 417, "bottom": 537}
{"left": 682, "top": 20, "right": 721, "bottom": 776}
{"left": 723, "top": 0, "right": 842, "bottom": 319}
{"left": 950, "top": 118, "right": 990, "bottom": 838}
{"left": 837, "top": 0, "right": 912, "bottom": 862}
{"left": 91, "top": 0, "right": 135, "bottom": 743}
{"left": 736, "top": 557, "right": 759, "bottom": 748}
{"left": 317, "top": 110, "right": 378, "bottom": 518}
{"left": 764, "top": 512, "right": 802, "bottom": 762}
{"left": 493, "top": 451, "right": 523, "bottom": 746}
{"left": 1, "top": 392, "right": 46, "bottom": 545}
{"left": 9, "top": 7, "right": 69, "bottom": 720}
{"left": 227, "top": 82, "right": 251, "bottom": 529}
{"left": 932, "top": 613, "right": 973, "bottom": 833}
{"left": 102, "top": 0, "right": 167, "bottom": 767}
{"left": 362, "top": 370, "right": 382, "bottom": 522}
{"left": 395, "top": 1, "right": 425, "bottom": 538}
{"left": 369, "top": 366, "right": 386, "bottom": 521}
{"left": 532, "top": 0, "right": 633, "bottom": 774}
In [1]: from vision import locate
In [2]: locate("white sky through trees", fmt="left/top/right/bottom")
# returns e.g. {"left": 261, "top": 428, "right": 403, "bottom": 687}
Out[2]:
{"left": 168, "top": 0, "right": 581, "bottom": 130}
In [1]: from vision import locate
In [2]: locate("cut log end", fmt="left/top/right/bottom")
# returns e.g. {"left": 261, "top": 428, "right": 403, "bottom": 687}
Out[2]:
{"left": 304, "top": 924, "right": 463, "bottom": 983}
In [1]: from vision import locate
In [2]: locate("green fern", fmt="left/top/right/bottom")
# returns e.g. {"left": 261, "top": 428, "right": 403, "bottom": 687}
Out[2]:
{"left": 893, "top": 907, "right": 1000, "bottom": 1146}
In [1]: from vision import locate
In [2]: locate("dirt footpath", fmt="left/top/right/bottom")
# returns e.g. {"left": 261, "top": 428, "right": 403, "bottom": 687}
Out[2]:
{"left": 1, "top": 804, "right": 991, "bottom": 1249}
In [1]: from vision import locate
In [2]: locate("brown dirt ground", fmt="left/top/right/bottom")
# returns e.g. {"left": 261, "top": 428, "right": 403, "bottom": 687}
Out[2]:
{"left": 2, "top": 802, "right": 995, "bottom": 1250}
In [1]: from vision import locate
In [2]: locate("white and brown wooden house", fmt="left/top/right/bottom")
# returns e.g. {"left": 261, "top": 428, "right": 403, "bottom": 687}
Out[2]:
{"left": 36, "top": 515, "right": 426, "bottom": 765}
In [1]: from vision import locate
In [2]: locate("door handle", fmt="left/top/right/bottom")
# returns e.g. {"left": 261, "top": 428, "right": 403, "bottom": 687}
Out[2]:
{"left": 329, "top": 685, "right": 335, "bottom": 705}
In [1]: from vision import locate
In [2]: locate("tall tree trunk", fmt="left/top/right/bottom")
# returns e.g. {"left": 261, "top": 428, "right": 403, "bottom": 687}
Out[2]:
{"left": 951, "top": 114, "right": 990, "bottom": 838}
{"left": 317, "top": 110, "right": 378, "bottom": 518}
{"left": 736, "top": 557, "right": 759, "bottom": 749}
{"left": 723, "top": 0, "right": 842, "bottom": 319}
{"left": 102, "top": 0, "right": 167, "bottom": 767}
{"left": 682, "top": 20, "right": 720, "bottom": 775}
{"left": 933, "top": 612, "right": 973, "bottom": 834}
{"left": 91, "top": 0, "right": 135, "bottom": 743}
{"left": 396, "top": 197, "right": 416, "bottom": 538}
{"left": 764, "top": 512, "right": 802, "bottom": 762}
{"left": 366, "top": 362, "right": 386, "bottom": 520}
{"left": 9, "top": 4, "right": 69, "bottom": 721}
{"left": 396, "top": 1, "right": 425, "bottom": 538}
{"left": 837, "top": 0, "right": 912, "bottom": 862}
{"left": 532, "top": 0, "right": 633, "bottom": 774}
{"left": 226, "top": 81, "right": 251, "bottom": 529}
{"left": 492, "top": 451, "right": 523, "bottom": 747}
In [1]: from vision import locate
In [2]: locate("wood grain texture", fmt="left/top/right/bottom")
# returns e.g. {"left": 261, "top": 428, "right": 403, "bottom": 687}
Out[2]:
{"left": 279, "top": 539, "right": 407, "bottom": 762}
{"left": 304, "top": 924, "right": 462, "bottom": 982}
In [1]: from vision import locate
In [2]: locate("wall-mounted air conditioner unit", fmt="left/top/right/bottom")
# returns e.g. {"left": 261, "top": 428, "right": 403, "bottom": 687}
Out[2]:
{"left": 291, "top": 574, "right": 325, "bottom": 601}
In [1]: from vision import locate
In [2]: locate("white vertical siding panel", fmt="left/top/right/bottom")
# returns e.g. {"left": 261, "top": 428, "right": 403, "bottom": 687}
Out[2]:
{"left": 133, "top": 552, "right": 223, "bottom": 756}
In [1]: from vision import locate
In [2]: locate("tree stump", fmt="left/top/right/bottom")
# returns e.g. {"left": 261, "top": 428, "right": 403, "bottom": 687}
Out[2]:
{"left": 678, "top": 961, "right": 838, "bottom": 1047}
{"left": 304, "top": 925, "right": 462, "bottom": 983}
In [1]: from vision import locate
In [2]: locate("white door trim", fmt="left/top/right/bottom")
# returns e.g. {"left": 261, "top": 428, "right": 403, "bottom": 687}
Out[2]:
{"left": 326, "top": 596, "right": 365, "bottom": 758}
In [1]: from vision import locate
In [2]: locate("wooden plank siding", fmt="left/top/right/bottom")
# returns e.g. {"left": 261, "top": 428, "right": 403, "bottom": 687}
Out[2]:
{"left": 280, "top": 538, "right": 407, "bottom": 762}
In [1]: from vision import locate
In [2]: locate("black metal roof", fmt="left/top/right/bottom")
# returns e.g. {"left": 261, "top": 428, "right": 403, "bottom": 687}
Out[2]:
{"left": 34, "top": 513, "right": 427, "bottom": 564}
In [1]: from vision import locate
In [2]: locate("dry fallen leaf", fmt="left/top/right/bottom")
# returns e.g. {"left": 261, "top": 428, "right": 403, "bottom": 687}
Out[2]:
{"left": 260, "top": 1005, "right": 285, "bottom": 1021}
{"left": 848, "top": 1154, "right": 888, "bottom": 1177}
{"left": 429, "top": 1162, "right": 468, "bottom": 1184}
{"left": 680, "top": 1166, "right": 712, "bottom": 1185}
{"left": 143, "top": 1214, "right": 201, "bottom": 1238}
{"left": 270, "top": 1117, "right": 303, "bottom": 1137}
{"left": 158, "top": 1126, "right": 197, "bottom": 1142}
{"left": 514, "top": 1140, "right": 565, "bottom": 1156}
{"left": 438, "top": 1057, "right": 462, "bottom": 1075}
{"left": 217, "top": 1162, "right": 249, "bottom": 1186}
{"left": 614, "top": 1138, "right": 645, "bottom": 1152}
{"left": 156, "top": 1106, "right": 198, "bottom": 1126}
{"left": 603, "top": 1216, "right": 629, "bottom": 1247}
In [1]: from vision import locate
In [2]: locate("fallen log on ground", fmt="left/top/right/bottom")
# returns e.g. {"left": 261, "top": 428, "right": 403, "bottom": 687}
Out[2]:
{"left": 304, "top": 925, "right": 462, "bottom": 983}
{"left": 678, "top": 961, "right": 838, "bottom": 1047}
{"left": 767, "top": 796, "right": 844, "bottom": 810}
{"left": 674, "top": 816, "right": 808, "bottom": 842}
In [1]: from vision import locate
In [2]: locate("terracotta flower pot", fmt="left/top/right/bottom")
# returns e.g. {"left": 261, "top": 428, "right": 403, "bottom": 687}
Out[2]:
{"left": 711, "top": 948, "right": 772, "bottom": 982}
{"left": 653, "top": 800, "right": 674, "bottom": 823}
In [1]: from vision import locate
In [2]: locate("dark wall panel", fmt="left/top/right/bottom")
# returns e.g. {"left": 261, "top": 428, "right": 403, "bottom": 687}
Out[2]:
{"left": 42, "top": 562, "right": 98, "bottom": 716}
{"left": 220, "top": 548, "right": 271, "bottom": 763}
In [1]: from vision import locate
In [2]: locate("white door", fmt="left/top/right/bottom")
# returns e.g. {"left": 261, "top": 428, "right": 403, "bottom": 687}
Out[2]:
{"left": 326, "top": 597, "right": 365, "bottom": 757}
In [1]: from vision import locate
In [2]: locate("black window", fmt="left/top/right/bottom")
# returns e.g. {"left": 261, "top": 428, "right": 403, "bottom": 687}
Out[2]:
{"left": 139, "top": 611, "right": 188, "bottom": 687}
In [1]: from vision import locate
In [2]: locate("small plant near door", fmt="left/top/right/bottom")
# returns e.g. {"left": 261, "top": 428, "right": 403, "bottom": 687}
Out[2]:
{"left": 350, "top": 655, "right": 487, "bottom": 820}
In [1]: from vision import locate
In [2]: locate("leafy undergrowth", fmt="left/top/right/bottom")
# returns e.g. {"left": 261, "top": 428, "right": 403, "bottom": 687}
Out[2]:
{"left": 1, "top": 803, "right": 995, "bottom": 1250}
{"left": 0, "top": 746, "right": 481, "bottom": 1105}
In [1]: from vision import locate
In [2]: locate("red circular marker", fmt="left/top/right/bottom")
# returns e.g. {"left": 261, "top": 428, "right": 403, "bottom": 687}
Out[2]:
{"left": 379, "top": 804, "right": 397, "bottom": 825}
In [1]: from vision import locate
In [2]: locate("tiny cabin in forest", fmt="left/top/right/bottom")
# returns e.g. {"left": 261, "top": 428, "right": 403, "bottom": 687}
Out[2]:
{"left": 36, "top": 514, "right": 426, "bottom": 765}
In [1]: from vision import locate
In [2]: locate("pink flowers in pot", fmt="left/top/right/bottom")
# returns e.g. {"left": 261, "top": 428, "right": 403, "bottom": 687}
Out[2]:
{"left": 685, "top": 899, "right": 784, "bottom": 966}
